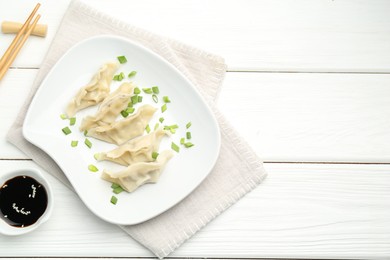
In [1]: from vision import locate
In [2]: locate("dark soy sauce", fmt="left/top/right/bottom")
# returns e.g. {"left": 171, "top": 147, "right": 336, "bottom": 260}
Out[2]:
{"left": 0, "top": 176, "right": 48, "bottom": 227}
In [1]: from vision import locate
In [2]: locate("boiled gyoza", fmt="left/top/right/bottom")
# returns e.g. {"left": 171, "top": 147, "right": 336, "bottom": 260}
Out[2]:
{"left": 95, "top": 128, "right": 169, "bottom": 166}
{"left": 66, "top": 62, "right": 118, "bottom": 117}
{"left": 87, "top": 104, "right": 157, "bottom": 145}
{"left": 101, "top": 150, "right": 174, "bottom": 192}
{"left": 79, "top": 82, "right": 135, "bottom": 131}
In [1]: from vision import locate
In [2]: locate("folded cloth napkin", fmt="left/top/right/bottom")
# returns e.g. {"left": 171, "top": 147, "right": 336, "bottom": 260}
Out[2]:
{"left": 7, "top": 0, "right": 267, "bottom": 258}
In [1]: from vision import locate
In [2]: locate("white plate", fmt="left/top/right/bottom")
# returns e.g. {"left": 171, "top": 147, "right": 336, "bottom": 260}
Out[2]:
{"left": 23, "top": 35, "right": 220, "bottom": 225}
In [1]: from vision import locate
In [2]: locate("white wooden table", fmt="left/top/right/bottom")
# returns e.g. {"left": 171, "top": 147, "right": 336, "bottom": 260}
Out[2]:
{"left": 1, "top": 0, "right": 390, "bottom": 259}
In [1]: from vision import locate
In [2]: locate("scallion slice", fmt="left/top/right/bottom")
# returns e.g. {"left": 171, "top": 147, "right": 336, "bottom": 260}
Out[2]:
{"left": 84, "top": 130, "right": 88, "bottom": 136}
{"left": 145, "top": 124, "right": 151, "bottom": 133}
{"left": 113, "top": 186, "right": 124, "bottom": 194}
{"left": 186, "top": 122, "right": 192, "bottom": 129}
{"left": 152, "top": 151, "right": 159, "bottom": 160}
{"left": 88, "top": 164, "right": 99, "bottom": 172}
{"left": 154, "top": 123, "right": 160, "bottom": 130}
{"left": 69, "top": 117, "right": 76, "bottom": 126}
{"left": 131, "top": 95, "right": 138, "bottom": 105}
{"left": 128, "top": 71, "right": 137, "bottom": 77}
{"left": 121, "top": 110, "right": 129, "bottom": 118}
{"left": 85, "top": 138, "right": 92, "bottom": 148}
{"left": 60, "top": 114, "right": 67, "bottom": 120}
{"left": 171, "top": 142, "right": 180, "bottom": 153}
{"left": 184, "top": 142, "right": 194, "bottom": 148}
{"left": 111, "top": 183, "right": 120, "bottom": 189}
{"left": 152, "top": 86, "right": 159, "bottom": 94}
{"left": 186, "top": 132, "right": 191, "bottom": 139}
{"left": 62, "top": 127, "right": 71, "bottom": 135}
{"left": 138, "top": 95, "right": 143, "bottom": 103}
{"left": 161, "top": 104, "right": 167, "bottom": 113}
{"left": 126, "top": 107, "right": 135, "bottom": 114}
{"left": 159, "top": 117, "right": 164, "bottom": 123}
{"left": 134, "top": 87, "right": 141, "bottom": 94}
{"left": 180, "top": 138, "right": 185, "bottom": 145}
{"left": 152, "top": 94, "right": 158, "bottom": 103}
{"left": 71, "top": 140, "right": 78, "bottom": 147}
{"left": 163, "top": 96, "right": 171, "bottom": 103}
{"left": 117, "top": 56, "right": 127, "bottom": 64}
{"left": 142, "top": 88, "right": 152, "bottom": 94}
{"left": 94, "top": 153, "right": 100, "bottom": 160}
{"left": 110, "top": 196, "right": 118, "bottom": 205}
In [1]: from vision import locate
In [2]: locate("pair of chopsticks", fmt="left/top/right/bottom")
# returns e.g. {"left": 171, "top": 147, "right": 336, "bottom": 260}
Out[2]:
{"left": 0, "top": 3, "right": 41, "bottom": 81}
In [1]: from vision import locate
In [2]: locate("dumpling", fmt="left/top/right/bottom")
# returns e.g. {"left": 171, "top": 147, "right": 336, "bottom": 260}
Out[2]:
{"left": 101, "top": 150, "right": 174, "bottom": 192}
{"left": 87, "top": 104, "right": 157, "bottom": 145}
{"left": 79, "top": 82, "right": 135, "bottom": 131}
{"left": 95, "top": 128, "right": 169, "bottom": 166}
{"left": 66, "top": 62, "right": 119, "bottom": 117}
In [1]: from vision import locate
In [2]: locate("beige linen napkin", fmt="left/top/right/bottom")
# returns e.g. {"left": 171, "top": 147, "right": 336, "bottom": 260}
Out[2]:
{"left": 7, "top": 0, "right": 267, "bottom": 258}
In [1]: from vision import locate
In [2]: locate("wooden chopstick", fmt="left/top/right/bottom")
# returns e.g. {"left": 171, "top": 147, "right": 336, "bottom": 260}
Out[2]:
{"left": 0, "top": 3, "right": 41, "bottom": 81}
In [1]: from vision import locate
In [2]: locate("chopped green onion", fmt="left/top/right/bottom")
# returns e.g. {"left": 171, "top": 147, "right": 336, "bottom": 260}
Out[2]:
{"left": 128, "top": 71, "right": 137, "bottom": 77}
{"left": 85, "top": 138, "right": 92, "bottom": 148}
{"left": 111, "top": 183, "right": 120, "bottom": 189}
{"left": 131, "top": 95, "right": 138, "bottom": 105}
{"left": 113, "top": 186, "right": 124, "bottom": 194}
{"left": 113, "top": 73, "right": 125, "bottom": 81}
{"left": 145, "top": 124, "right": 151, "bottom": 133}
{"left": 134, "top": 87, "right": 141, "bottom": 94}
{"left": 69, "top": 117, "right": 76, "bottom": 126}
{"left": 71, "top": 140, "right": 78, "bottom": 147}
{"left": 84, "top": 130, "right": 88, "bottom": 136}
{"left": 152, "top": 94, "right": 158, "bottom": 103}
{"left": 186, "top": 122, "right": 192, "bottom": 129}
{"left": 88, "top": 164, "right": 99, "bottom": 172}
{"left": 62, "top": 127, "right": 71, "bottom": 135}
{"left": 110, "top": 196, "right": 118, "bottom": 205}
{"left": 180, "top": 138, "right": 185, "bottom": 145}
{"left": 138, "top": 95, "right": 143, "bottom": 103}
{"left": 113, "top": 74, "right": 124, "bottom": 81}
{"left": 121, "top": 110, "right": 129, "bottom": 118}
{"left": 163, "top": 96, "right": 171, "bottom": 103}
{"left": 152, "top": 151, "right": 159, "bottom": 160}
{"left": 60, "top": 114, "right": 67, "bottom": 120}
{"left": 159, "top": 117, "right": 164, "bottom": 123}
{"left": 164, "top": 124, "right": 178, "bottom": 131}
{"left": 142, "top": 88, "right": 152, "bottom": 94}
{"left": 126, "top": 107, "right": 135, "bottom": 114}
{"left": 94, "top": 153, "right": 100, "bottom": 160}
{"left": 171, "top": 142, "right": 180, "bottom": 153}
{"left": 117, "top": 56, "right": 127, "bottom": 64}
{"left": 152, "top": 86, "right": 159, "bottom": 94}
{"left": 184, "top": 142, "right": 194, "bottom": 148}
{"left": 154, "top": 123, "right": 160, "bottom": 130}
{"left": 170, "top": 128, "right": 176, "bottom": 134}
{"left": 161, "top": 104, "right": 167, "bottom": 113}
{"left": 128, "top": 101, "right": 133, "bottom": 107}
{"left": 186, "top": 132, "right": 191, "bottom": 139}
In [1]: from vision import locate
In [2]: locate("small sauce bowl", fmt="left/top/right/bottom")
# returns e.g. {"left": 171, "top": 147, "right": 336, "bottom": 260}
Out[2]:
{"left": 0, "top": 168, "right": 53, "bottom": 236}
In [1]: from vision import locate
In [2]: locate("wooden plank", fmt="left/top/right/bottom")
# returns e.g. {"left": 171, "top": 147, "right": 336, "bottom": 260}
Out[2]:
{"left": 0, "top": 161, "right": 389, "bottom": 258}
{"left": 218, "top": 72, "right": 390, "bottom": 163}
{"left": 1, "top": 70, "right": 390, "bottom": 162}
{"left": 0, "top": 0, "right": 389, "bottom": 72}
{"left": 0, "top": 69, "right": 36, "bottom": 159}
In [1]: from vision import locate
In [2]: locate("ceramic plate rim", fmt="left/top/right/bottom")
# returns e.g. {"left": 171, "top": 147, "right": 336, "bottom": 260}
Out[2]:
{"left": 22, "top": 35, "right": 221, "bottom": 225}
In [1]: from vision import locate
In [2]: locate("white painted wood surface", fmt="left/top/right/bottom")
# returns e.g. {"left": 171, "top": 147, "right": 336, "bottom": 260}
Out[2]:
{"left": 0, "top": 161, "right": 389, "bottom": 258}
{"left": 0, "top": 0, "right": 390, "bottom": 71}
{"left": 0, "top": 0, "right": 389, "bottom": 259}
